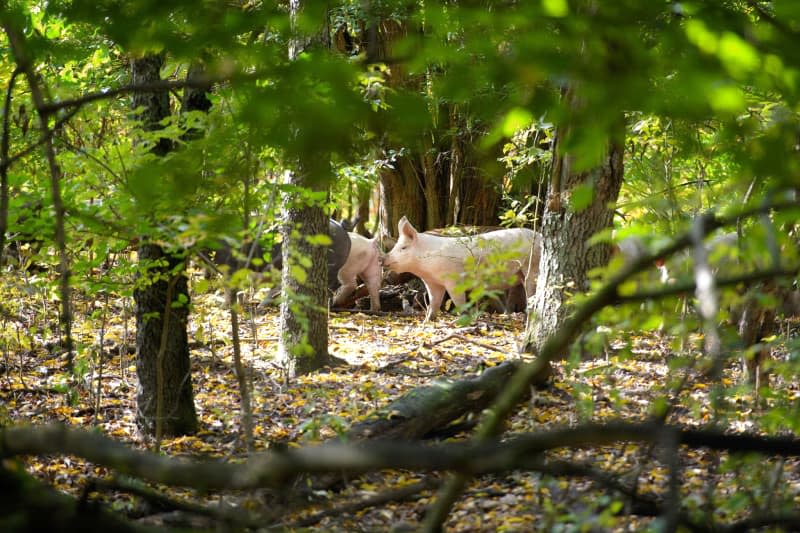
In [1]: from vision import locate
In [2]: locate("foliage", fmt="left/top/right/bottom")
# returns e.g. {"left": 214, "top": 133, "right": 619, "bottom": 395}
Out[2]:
{"left": 2, "top": 0, "right": 800, "bottom": 530}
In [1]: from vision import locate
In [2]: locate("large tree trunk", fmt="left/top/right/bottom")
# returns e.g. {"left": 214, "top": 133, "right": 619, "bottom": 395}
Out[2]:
{"left": 378, "top": 150, "right": 428, "bottom": 236}
{"left": 457, "top": 132, "right": 504, "bottom": 228}
{"left": 521, "top": 106, "right": 625, "bottom": 376}
{"left": 359, "top": 20, "right": 500, "bottom": 241}
{"left": 378, "top": 109, "right": 502, "bottom": 239}
{"left": 132, "top": 53, "right": 197, "bottom": 437}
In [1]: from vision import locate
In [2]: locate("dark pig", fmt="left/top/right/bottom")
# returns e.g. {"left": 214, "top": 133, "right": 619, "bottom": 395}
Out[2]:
{"left": 212, "top": 219, "right": 351, "bottom": 292}
{"left": 332, "top": 232, "right": 382, "bottom": 311}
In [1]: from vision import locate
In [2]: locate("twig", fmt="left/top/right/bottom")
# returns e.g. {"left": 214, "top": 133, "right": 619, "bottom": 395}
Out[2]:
{"left": 90, "top": 476, "right": 268, "bottom": 529}
{"left": 283, "top": 477, "right": 441, "bottom": 529}
{"left": 423, "top": 333, "right": 508, "bottom": 354}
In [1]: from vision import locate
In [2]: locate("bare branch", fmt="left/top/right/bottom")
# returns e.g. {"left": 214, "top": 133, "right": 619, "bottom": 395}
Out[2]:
{"left": 285, "top": 477, "right": 441, "bottom": 529}
{"left": 614, "top": 266, "right": 800, "bottom": 305}
{"left": 90, "top": 476, "right": 266, "bottom": 529}
{"left": 0, "top": 66, "right": 21, "bottom": 266}
{"left": 37, "top": 75, "right": 249, "bottom": 116}
{"left": 4, "top": 422, "right": 800, "bottom": 492}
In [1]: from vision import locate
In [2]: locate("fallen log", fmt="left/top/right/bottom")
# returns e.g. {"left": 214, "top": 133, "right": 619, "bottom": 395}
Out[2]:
{"left": 345, "top": 360, "right": 524, "bottom": 442}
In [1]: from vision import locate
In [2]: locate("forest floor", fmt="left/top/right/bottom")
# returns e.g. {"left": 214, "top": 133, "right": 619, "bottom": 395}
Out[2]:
{"left": 3, "top": 278, "right": 800, "bottom": 532}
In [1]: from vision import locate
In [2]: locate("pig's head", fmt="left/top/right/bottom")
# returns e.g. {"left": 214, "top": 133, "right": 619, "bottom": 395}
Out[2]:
{"left": 382, "top": 216, "right": 419, "bottom": 273}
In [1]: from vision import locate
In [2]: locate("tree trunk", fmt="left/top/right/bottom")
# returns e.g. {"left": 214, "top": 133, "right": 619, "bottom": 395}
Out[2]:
{"left": 521, "top": 107, "right": 625, "bottom": 375}
{"left": 378, "top": 152, "right": 427, "bottom": 239}
{"left": 277, "top": 173, "right": 331, "bottom": 378}
{"left": 457, "top": 133, "right": 503, "bottom": 228}
{"left": 134, "top": 244, "right": 196, "bottom": 437}
{"left": 131, "top": 53, "right": 197, "bottom": 437}
{"left": 361, "top": 21, "right": 500, "bottom": 241}
{"left": 276, "top": 0, "right": 333, "bottom": 379}
{"left": 378, "top": 108, "right": 502, "bottom": 239}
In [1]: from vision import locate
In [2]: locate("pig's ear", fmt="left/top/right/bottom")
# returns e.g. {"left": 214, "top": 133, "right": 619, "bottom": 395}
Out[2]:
{"left": 398, "top": 216, "right": 418, "bottom": 240}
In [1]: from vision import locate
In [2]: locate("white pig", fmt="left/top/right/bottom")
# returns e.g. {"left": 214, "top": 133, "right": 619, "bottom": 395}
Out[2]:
{"left": 332, "top": 232, "right": 382, "bottom": 311}
{"left": 383, "top": 216, "right": 541, "bottom": 320}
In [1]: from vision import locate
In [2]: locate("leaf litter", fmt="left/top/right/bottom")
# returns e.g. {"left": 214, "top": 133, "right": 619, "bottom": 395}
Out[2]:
{"left": 2, "top": 281, "right": 800, "bottom": 532}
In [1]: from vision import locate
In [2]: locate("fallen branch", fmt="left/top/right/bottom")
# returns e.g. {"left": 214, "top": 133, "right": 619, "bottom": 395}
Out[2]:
{"left": 5, "top": 421, "right": 800, "bottom": 492}
{"left": 423, "top": 332, "right": 508, "bottom": 354}
{"left": 284, "top": 476, "right": 441, "bottom": 529}
{"left": 345, "top": 361, "right": 522, "bottom": 441}
{"left": 89, "top": 476, "right": 267, "bottom": 529}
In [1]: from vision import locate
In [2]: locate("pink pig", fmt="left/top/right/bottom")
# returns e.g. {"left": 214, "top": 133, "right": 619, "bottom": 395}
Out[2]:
{"left": 332, "top": 233, "right": 382, "bottom": 311}
{"left": 383, "top": 216, "right": 541, "bottom": 320}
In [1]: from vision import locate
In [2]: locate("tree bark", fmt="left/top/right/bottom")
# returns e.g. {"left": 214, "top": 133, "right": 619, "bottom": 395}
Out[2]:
{"left": 357, "top": 20, "right": 501, "bottom": 241}
{"left": 131, "top": 53, "right": 197, "bottom": 438}
{"left": 277, "top": 174, "right": 332, "bottom": 378}
{"left": 457, "top": 138, "right": 503, "bottom": 227}
{"left": 521, "top": 103, "right": 625, "bottom": 375}
{"left": 275, "top": 1, "right": 333, "bottom": 379}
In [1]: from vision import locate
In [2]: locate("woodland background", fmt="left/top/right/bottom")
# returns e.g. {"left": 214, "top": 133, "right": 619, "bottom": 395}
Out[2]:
{"left": 1, "top": 1, "right": 800, "bottom": 532}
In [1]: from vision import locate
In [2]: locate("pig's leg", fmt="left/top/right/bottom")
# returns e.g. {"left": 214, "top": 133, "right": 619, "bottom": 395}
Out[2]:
{"left": 362, "top": 261, "right": 382, "bottom": 312}
{"left": 424, "top": 281, "right": 447, "bottom": 321}
{"left": 332, "top": 267, "right": 358, "bottom": 308}
{"left": 445, "top": 282, "right": 467, "bottom": 310}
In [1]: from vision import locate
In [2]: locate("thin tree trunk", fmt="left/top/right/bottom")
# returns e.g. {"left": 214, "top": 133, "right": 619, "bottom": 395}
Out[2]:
{"left": 131, "top": 53, "right": 197, "bottom": 438}
{"left": 0, "top": 68, "right": 21, "bottom": 267}
{"left": 228, "top": 288, "right": 254, "bottom": 451}
{"left": 3, "top": 21, "right": 74, "bottom": 371}
{"left": 276, "top": 0, "right": 333, "bottom": 379}
{"left": 277, "top": 172, "right": 331, "bottom": 378}
{"left": 520, "top": 108, "right": 625, "bottom": 376}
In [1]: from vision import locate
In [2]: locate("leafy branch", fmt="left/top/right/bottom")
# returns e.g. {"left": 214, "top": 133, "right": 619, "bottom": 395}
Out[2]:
{"left": 423, "top": 195, "right": 800, "bottom": 530}
{"left": 1, "top": 16, "right": 75, "bottom": 372}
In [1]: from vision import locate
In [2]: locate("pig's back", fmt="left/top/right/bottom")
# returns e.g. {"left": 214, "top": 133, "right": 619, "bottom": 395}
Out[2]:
{"left": 473, "top": 227, "right": 540, "bottom": 267}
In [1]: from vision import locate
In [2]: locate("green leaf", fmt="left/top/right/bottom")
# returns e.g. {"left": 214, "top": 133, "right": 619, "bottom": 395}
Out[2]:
{"left": 709, "top": 85, "right": 745, "bottom": 114}
{"left": 306, "top": 233, "right": 332, "bottom": 246}
{"left": 193, "top": 279, "right": 210, "bottom": 294}
{"left": 290, "top": 264, "right": 307, "bottom": 284}
{"left": 685, "top": 19, "right": 718, "bottom": 54}
{"left": 718, "top": 32, "right": 760, "bottom": 78}
{"left": 542, "top": 0, "right": 569, "bottom": 18}
{"left": 569, "top": 182, "right": 594, "bottom": 212}
{"left": 501, "top": 107, "right": 533, "bottom": 137}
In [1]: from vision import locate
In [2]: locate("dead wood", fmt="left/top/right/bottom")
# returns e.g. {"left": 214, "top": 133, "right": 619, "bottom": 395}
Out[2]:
{"left": 423, "top": 333, "right": 508, "bottom": 354}
{"left": 345, "top": 360, "right": 523, "bottom": 442}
